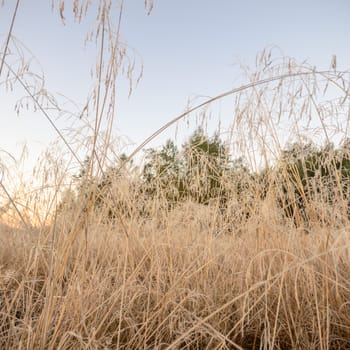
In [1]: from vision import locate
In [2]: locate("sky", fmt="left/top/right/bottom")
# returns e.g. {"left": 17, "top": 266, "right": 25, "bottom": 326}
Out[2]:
{"left": 1, "top": 0, "right": 350, "bottom": 174}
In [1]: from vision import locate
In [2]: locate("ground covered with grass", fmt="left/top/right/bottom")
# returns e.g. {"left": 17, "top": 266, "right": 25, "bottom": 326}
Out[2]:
{"left": 2, "top": 2, "right": 350, "bottom": 348}
{"left": 1, "top": 201, "right": 350, "bottom": 349}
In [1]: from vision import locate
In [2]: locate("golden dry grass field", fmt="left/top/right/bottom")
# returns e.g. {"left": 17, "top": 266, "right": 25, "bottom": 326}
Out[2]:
{"left": 2, "top": 1, "right": 350, "bottom": 349}
{"left": 2, "top": 193, "right": 350, "bottom": 349}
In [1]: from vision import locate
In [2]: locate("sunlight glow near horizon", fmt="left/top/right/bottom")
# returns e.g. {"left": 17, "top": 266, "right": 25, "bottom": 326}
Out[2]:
{"left": 1, "top": 0, "right": 350, "bottom": 176}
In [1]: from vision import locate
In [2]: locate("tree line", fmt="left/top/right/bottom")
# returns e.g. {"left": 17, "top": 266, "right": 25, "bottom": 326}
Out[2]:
{"left": 65, "top": 129, "right": 350, "bottom": 228}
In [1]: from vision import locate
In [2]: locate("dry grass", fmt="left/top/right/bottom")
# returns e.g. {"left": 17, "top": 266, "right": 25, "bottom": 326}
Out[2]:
{"left": 2, "top": 2, "right": 350, "bottom": 349}
{"left": 2, "top": 199, "right": 350, "bottom": 349}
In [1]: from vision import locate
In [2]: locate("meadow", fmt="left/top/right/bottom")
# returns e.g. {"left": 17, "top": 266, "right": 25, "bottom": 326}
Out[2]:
{"left": 2, "top": 1, "right": 350, "bottom": 349}
{"left": 3, "top": 150, "right": 350, "bottom": 349}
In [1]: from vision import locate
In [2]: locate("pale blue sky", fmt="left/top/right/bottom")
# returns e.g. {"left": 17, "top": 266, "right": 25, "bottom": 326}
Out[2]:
{"left": 1, "top": 0, "right": 350, "bottom": 170}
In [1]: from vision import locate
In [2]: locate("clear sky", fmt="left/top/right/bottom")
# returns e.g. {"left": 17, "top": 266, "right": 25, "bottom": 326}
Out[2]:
{"left": 1, "top": 0, "right": 350, "bottom": 172}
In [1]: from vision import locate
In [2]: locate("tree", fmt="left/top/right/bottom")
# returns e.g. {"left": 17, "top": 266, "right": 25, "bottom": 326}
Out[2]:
{"left": 182, "top": 128, "right": 230, "bottom": 205}
{"left": 64, "top": 154, "right": 139, "bottom": 221}
{"left": 278, "top": 141, "right": 350, "bottom": 225}
{"left": 142, "top": 139, "right": 184, "bottom": 207}
{"left": 142, "top": 129, "right": 231, "bottom": 207}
